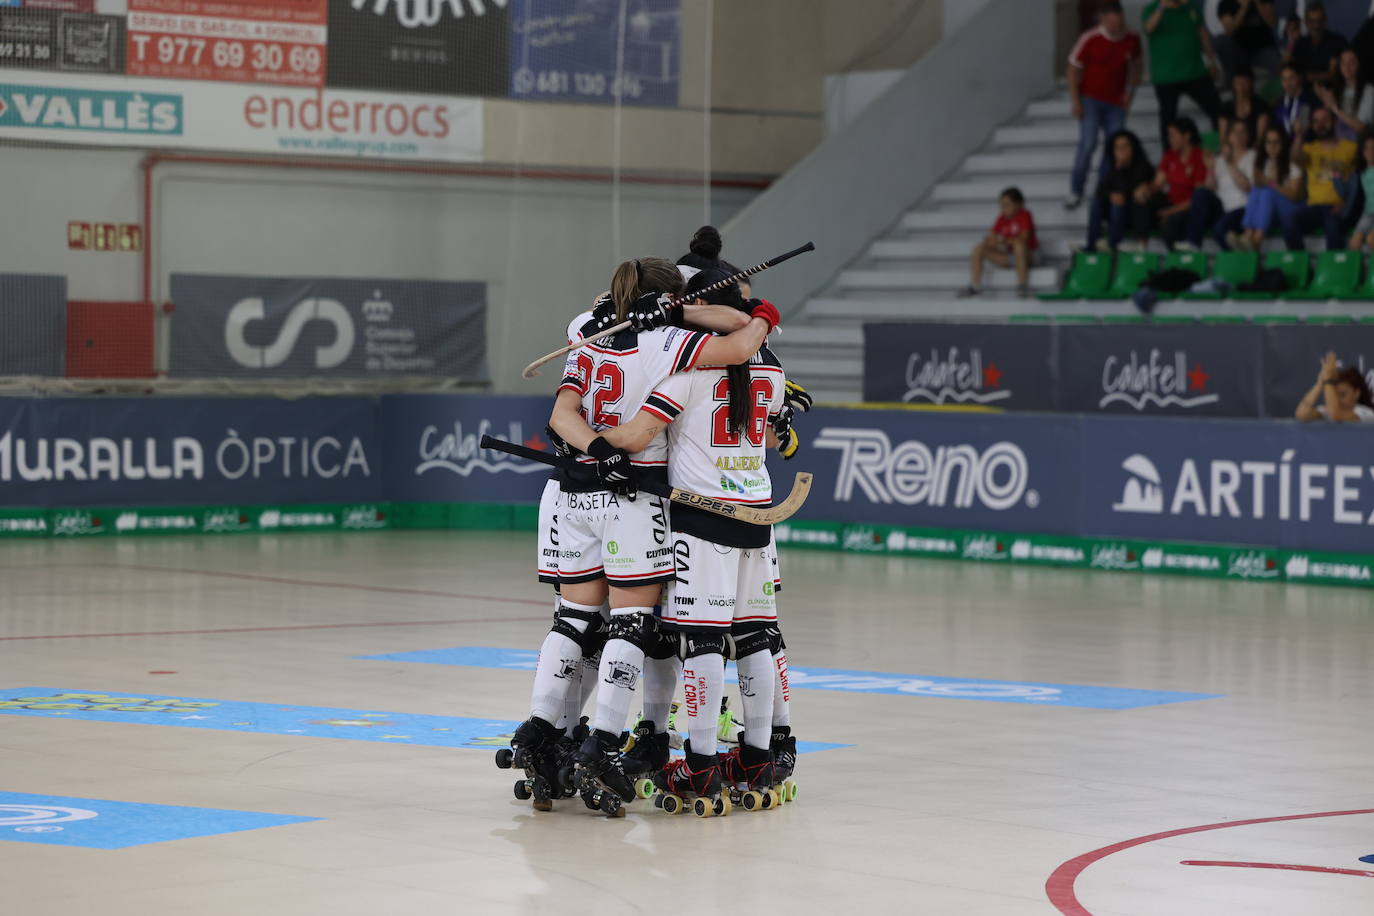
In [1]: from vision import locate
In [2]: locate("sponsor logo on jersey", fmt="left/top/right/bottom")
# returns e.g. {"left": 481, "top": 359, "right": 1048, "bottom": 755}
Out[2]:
{"left": 815, "top": 428, "right": 1035, "bottom": 510}
{"left": 716, "top": 455, "right": 764, "bottom": 471}
{"left": 1111, "top": 452, "right": 1374, "bottom": 524}
{"left": 672, "top": 595, "right": 695, "bottom": 606}
{"left": 1100, "top": 349, "right": 1217, "bottom": 411}
{"left": 606, "top": 540, "right": 620, "bottom": 555}
{"left": 903, "top": 346, "right": 1010, "bottom": 405}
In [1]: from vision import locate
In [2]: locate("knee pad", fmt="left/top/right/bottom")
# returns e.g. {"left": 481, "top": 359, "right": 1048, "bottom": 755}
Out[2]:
{"left": 646, "top": 623, "right": 682, "bottom": 661}
{"left": 730, "top": 622, "right": 779, "bottom": 660}
{"left": 607, "top": 611, "right": 657, "bottom": 653}
{"left": 682, "top": 630, "right": 728, "bottom": 660}
{"left": 551, "top": 601, "right": 604, "bottom": 655}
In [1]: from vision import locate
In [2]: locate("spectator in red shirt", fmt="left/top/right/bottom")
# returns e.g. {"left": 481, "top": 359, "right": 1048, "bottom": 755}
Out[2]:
{"left": 1065, "top": 2, "right": 1143, "bottom": 210}
{"left": 958, "top": 187, "right": 1039, "bottom": 299}
{"left": 1138, "top": 117, "right": 1207, "bottom": 250}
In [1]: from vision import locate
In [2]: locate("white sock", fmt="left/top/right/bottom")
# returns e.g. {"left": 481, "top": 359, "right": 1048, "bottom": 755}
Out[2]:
{"left": 556, "top": 660, "right": 581, "bottom": 733}
{"left": 641, "top": 655, "right": 681, "bottom": 733}
{"left": 527, "top": 599, "right": 597, "bottom": 724}
{"left": 735, "top": 650, "right": 776, "bottom": 751}
{"left": 684, "top": 651, "right": 725, "bottom": 755}
{"left": 588, "top": 607, "right": 652, "bottom": 735}
{"left": 772, "top": 649, "right": 791, "bottom": 728}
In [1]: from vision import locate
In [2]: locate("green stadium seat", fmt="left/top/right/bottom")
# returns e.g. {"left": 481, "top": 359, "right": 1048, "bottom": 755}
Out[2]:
{"left": 1097, "top": 251, "right": 1160, "bottom": 299}
{"left": 1347, "top": 254, "right": 1374, "bottom": 300}
{"left": 1287, "top": 250, "right": 1362, "bottom": 300}
{"left": 1234, "top": 250, "right": 1309, "bottom": 299}
{"left": 1182, "top": 250, "right": 1257, "bottom": 299}
{"left": 1200, "top": 131, "right": 1221, "bottom": 153}
{"left": 1038, "top": 252, "right": 1112, "bottom": 300}
{"left": 1251, "top": 315, "right": 1300, "bottom": 324}
{"left": 1164, "top": 250, "right": 1210, "bottom": 276}
{"left": 1303, "top": 315, "right": 1355, "bottom": 324}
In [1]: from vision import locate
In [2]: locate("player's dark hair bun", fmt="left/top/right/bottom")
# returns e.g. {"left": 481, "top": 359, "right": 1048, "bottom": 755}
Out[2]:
{"left": 689, "top": 226, "right": 723, "bottom": 259}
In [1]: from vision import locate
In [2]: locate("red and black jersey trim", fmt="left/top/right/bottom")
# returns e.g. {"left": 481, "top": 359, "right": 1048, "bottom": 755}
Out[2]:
{"left": 641, "top": 391, "right": 684, "bottom": 423}
{"left": 558, "top": 374, "right": 586, "bottom": 396}
{"left": 673, "top": 331, "right": 711, "bottom": 373}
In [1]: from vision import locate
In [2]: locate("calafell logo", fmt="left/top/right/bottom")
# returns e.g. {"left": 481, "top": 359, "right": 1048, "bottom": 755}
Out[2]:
{"left": 903, "top": 347, "right": 1009, "bottom": 405}
{"left": 349, "top": 0, "right": 507, "bottom": 28}
{"left": 1101, "top": 349, "right": 1217, "bottom": 410}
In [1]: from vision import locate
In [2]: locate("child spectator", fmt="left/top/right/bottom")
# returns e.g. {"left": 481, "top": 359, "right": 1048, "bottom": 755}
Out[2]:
{"left": 1085, "top": 130, "right": 1155, "bottom": 252}
{"left": 1295, "top": 352, "right": 1374, "bottom": 422}
{"left": 957, "top": 188, "right": 1039, "bottom": 299}
{"left": 1237, "top": 124, "right": 1304, "bottom": 250}
{"left": 1145, "top": 117, "right": 1208, "bottom": 250}
{"left": 1064, "top": 2, "right": 1142, "bottom": 211}
{"left": 1179, "top": 120, "right": 1253, "bottom": 251}
{"left": 1345, "top": 134, "right": 1374, "bottom": 251}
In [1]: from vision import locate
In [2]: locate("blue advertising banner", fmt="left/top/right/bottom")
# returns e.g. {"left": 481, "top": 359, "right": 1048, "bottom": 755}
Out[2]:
{"left": 0, "top": 273, "right": 64, "bottom": 376}
{"left": 774, "top": 407, "right": 1083, "bottom": 535}
{"left": 862, "top": 322, "right": 1057, "bottom": 409}
{"left": 168, "top": 275, "right": 488, "bottom": 381}
{"left": 0, "top": 791, "right": 317, "bottom": 849}
{"left": 380, "top": 393, "right": 553, "bottom": 504}
{"left": 1261, "top": 324, "right": 1374, "bottom": 421}
{"left": 509, "top": 0, "right": 680, "bottom": 107}
{"left": 1082, "top": 416, "right": 1374, "bottom": 552}
{"left": 0, "top": 397, "right": 381, "bottom": 508}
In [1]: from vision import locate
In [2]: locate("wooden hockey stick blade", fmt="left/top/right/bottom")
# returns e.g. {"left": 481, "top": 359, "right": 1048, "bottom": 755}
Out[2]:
{"left": 479, "top": 436, "right": 806, "bottom": 526}
{"left": 519, "top": 241, "right": 816, "bottom": 379}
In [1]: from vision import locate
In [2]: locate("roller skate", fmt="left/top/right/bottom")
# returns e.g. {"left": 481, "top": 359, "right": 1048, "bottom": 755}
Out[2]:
{"left": 769, "top": 726, "right": 799, "bottom": 803}
{"left": 494, "top": 715, "right": 562, "bottom": 811}
{"left": 569, "top": 728, "right": 635, "bottom": 818}
{"left": 622, "top": 720, "right": 671, "bottom": 801}
{"left": 647, "top": 741, "right": 731, "bottom": 818}
{"left": 720, "top": 738, "right": 782, "bottom": 811}
{"left": 550, "top": 717, "right": 590, "bottom": 799}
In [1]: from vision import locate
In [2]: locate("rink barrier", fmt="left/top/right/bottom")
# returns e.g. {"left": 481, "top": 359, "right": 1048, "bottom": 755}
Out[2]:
{"left": 0, "top": 499, "right": 1366, "bottom": 589}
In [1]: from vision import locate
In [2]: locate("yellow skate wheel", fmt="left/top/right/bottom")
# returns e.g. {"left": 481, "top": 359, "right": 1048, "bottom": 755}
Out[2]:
{"left": 693, "top": 797, "right": 715, "bottom": 818}
{"left": 767, "top": 788, "right": 783, "bottom": 808}
{"left": 635, "top": 778, "right": 655, "bottom": 800}
{"left": 741, "top": 790, "right": 762, "bottom": 811}
{"left": 661, "top": 793, "right": 683, "bottom": 815}
{"left": 783, "top": 780, "right": 798, "bottom": 802}
{"left": 717, "top": 795, "right": 732, "bottom": 817}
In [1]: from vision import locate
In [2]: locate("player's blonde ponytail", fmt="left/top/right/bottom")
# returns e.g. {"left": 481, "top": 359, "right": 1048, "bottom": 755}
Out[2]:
{"left": 610, "top": 257, "right": 684, "bottom": 321}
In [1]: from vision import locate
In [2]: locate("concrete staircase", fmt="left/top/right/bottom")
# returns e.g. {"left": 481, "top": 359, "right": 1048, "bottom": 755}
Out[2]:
{"left": 773, "top": 85, "right": 1180, "bottom": 403}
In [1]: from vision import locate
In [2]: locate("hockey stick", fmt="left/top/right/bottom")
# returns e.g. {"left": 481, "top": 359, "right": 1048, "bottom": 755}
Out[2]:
{"left": 480, "top": 435, "right": 812, "bottom": 526}
{"left": 520, "top": 241, "right": 816, "bottom": 379}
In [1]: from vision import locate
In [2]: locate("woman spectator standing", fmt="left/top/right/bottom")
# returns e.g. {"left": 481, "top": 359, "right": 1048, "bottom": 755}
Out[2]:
{"left": 1295, "top": 352, "right": 1374, "bottom": 423}
{"left": 1220, "top": 67, "right": 1267, "bottom": 144}
{"left": 1179, "top": 120, "right": 1253, "bottom": 251}
{"left": 1085, "top": 130, "right": 1155, "bottom": 252}
{"left": 1144, "top": 117, "right": 1207, "bottom": 250}
{"left": 1315, "top": 49, "right": 1373, "bottom": 141}
{"left": 1236, "top": 124, "right": 1304, "bottom": 251}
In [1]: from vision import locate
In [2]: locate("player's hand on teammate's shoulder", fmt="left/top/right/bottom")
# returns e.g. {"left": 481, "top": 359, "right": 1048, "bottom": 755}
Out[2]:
{"left": 744, "top": 298, "right": 781, "bottom": 332}
{"left": 626, "top": 292, "right": 679, "bottom": 333}
{"left": 587, "top": 436, "right": 638, "bottom": 500}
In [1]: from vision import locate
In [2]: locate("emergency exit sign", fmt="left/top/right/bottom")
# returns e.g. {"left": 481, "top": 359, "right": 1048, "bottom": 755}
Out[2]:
{"left": 68, "top": 223, "right": 143, "bottom": 252}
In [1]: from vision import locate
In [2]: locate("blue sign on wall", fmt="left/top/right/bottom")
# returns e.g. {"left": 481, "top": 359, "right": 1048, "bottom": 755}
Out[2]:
{"left": 358, "top": 647, "right": 1220, "bottom": 709}
{"left": 0, "top": 791, "right": 317, "bottom": 849}
{"left": 509, "top": 0, "right": 680, "bottom": 107}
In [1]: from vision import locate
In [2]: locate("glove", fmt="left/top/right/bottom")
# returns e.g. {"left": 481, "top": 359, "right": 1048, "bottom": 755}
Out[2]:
{"left": 772, "top": 406, "right": 800, "bottom": 460}
{"left": 586, "top": 436, "right": 637, "bottom": 499}
{"left": 783, "top": 379, "right": 813, "bottom": 413}
{"left": 745, "top": 298, "right": 781, "bottom": 332}
{"left": 627, "top": 292, "right": 677, "bottom": 332}
{"left": 545, "top": 425, "right": 573, "bottom": 460}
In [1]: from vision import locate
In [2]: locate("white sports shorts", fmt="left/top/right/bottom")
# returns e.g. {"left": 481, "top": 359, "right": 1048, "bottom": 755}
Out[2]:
{"left": 663, "top": 532, "right": 777, "bottom": 629}
{"left": 557, "top": 488, "right": 675, "bottom": 587}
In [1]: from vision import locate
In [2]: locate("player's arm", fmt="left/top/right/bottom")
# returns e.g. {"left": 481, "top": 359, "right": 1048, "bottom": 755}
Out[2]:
{"left": 695, "top": 303, "right": 779, "bottom": 367}
{"left": 681, "top": 301, "right": 750, "bottom": 333}
{"left": 602, "top": 409, "right": 670, "bottom": 455}
{"left": 548, "top": 388, "right": 599, "bottom": 452}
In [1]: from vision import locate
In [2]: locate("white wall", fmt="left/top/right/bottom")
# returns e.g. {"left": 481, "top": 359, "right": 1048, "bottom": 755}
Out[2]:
{"left": 944, "top": 0, "right": 994, "bottom": 36}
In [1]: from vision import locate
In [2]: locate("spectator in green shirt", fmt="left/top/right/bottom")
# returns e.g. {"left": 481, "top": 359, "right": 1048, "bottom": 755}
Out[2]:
{"left": 1143, "top": 0, "right": 1222, "bottom": 144}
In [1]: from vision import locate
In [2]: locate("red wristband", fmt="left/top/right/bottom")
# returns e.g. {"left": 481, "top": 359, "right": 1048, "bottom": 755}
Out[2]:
{"left": 749, "top": 299, "right": 781, "bottom": 332}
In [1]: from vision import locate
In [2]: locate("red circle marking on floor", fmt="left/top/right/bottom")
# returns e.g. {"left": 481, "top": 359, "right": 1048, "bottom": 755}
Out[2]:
{"left": 1045, "top": 808, "right": 1374, "bottom": 915}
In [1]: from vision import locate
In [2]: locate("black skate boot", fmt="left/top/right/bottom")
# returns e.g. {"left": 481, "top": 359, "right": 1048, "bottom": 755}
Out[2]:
{"left": 571, "top": 728, "right": 635, "bottom": 817}
{"left": 650, "top": 741, "right": 729, "bottom": 817}
{"left": 551, "top": 717, "right": 590, "bottom": 799}
{"left": 769, "top": 726, "right": 799, "bottom": 803}
{"left": 496, "top": 716, "right": 562, "bottom": 810}
{"left": 620, "top": 720, "right": 671, "bottom": 798}
{"left": 720, "top": 737, "right": 780, "bottom": 811}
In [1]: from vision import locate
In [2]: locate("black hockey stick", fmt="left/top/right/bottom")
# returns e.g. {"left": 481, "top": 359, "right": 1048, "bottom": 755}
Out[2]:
{"left": 480, "top": 436, "right": 811, "bottom": 526}
{"left": 520, "top": 241, "right": 816, "bottom": 379}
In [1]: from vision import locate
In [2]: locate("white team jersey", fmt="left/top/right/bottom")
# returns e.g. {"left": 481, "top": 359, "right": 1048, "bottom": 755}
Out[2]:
{"left": 645, "top": 350, "right": 786, "bottom": 504}
{"left": 567, "top": 310, "right": 594, "bottom": 345}
{"left": 559, "top": 321, "right": 711, "bottom": 467}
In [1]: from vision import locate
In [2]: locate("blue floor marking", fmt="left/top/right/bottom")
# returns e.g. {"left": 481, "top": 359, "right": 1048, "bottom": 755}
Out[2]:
{"left": 0, "top": 791, "right": 317, "bottom": 849}
{"left": 357, "top": 647, "right": 1221, "bottom": 710}
{"left": 0, "top": 688, "right": 848, "bottom": 755}
{"left": 0, "top": 688, "right": 518, "bottom": 748}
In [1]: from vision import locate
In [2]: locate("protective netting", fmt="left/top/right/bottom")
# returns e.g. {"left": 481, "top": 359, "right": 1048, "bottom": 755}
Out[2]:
{"left": 0, "top": 0, "right": 748, "bottom": 394}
